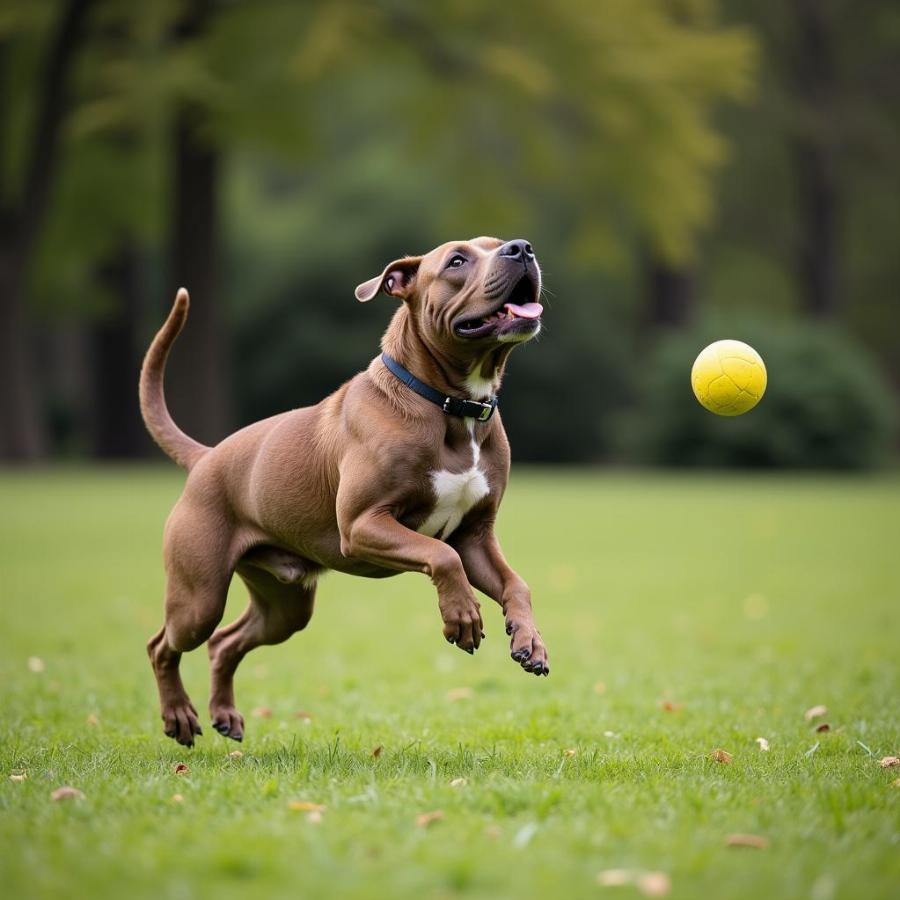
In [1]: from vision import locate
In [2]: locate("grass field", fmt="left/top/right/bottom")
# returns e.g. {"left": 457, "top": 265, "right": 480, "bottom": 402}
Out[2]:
{"left": 1, "top": 467, "right": 898, "bottom": 900}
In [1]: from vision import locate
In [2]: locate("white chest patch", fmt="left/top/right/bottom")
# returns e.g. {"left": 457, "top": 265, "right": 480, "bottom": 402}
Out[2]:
{"left": 417, "top": 425, "right": 489, "bottom": 541}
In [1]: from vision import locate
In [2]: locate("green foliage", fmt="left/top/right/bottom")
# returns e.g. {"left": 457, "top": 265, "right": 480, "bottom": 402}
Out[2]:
{"left": 2, "top": 468, "right": 900, "bottom": 897}
{"left": 627, "top": 319, "right": 898, "bottom": 468}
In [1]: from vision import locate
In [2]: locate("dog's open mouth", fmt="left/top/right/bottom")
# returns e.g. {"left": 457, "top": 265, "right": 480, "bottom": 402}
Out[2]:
{"left": 454, "top": 274, "right": 543, "bottom": 340}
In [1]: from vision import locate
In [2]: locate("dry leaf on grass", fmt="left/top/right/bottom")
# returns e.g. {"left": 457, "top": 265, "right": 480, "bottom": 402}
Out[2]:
{"left": 415, "top": 810, "right": 444, "bottom": 828}
{"left": 27, "top": 656, "right": 45, "bottom": 673}
{"left": 815, "top": 723, "right": 831, "bottom": 733}
{"left": 295, "top": 710, "right": 313, "bottom": 722}
{"left": 892, "top": 778, "right": 900, "bottom": 787}
{"left": 563, "top": 748, "right": 577, "bottom": 757}
{"left": 449, "top": 777, "right": 467, "bottom": 788}
{"left": 288, "top": 801, "right": 325, "bottom": 812}
{"left": 9, "top": 773, "right": 27, "bottom": 783}
{"left": 709, "top": 749, "right": 733, "bottom": 764}
{"left": 597, "top": 869, "right": 633, "bottom": 887}
{"left": 86, "top": 713, "right": 99, "bottom": 727}
{"left": 726, "top": 833, "right": 770, "bottom": 849}
{"left": 171, "top": 793, "right": 184, "bottom": 804}
{"left": 252, "top": 706, "right": 273, "bottom": 719}
{"left": 371, "top": 745, "right": 383, "bottom": 759}
{"left": 51, "top": 786, "right": 84, "bottom": 801}
{"left": 804, "top": 704, "right": 827, "bottom": 722}
{"left": 596, "top": 869, "right": 670, "bottom": 896}
{"left": 879, "top": 756, "right": 900, "bottom": 768}
{"left": 228, "top": 750, "right": 243, "bottom": 760}
{"left": 637, "top": 872, "right": 671, "bottom": 897}
{"left": 661, "top": 701, "right": 685, "bottom": 712}
{"left": 446, "top": 687, "right": 472, "bottom": 702}
{"left": 173, "top": 763, "right": 189, "bottom": 775}
{"left": 755, "top": 737, "right": 770, "bottom": 752}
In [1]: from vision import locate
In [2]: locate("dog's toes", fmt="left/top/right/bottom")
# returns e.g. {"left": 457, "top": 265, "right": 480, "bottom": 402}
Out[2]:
{"left": 211, "top": 707, "right": 245, "bottom": 742}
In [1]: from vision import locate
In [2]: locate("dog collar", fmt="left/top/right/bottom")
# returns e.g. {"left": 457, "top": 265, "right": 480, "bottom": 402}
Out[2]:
{"left": 381, "top": 353, "right": 498, "bottom": 422}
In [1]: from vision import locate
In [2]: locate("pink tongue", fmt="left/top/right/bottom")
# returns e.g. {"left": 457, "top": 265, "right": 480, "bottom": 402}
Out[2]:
{"left": 504, "top": 301, "right": 543, "bottom": 319}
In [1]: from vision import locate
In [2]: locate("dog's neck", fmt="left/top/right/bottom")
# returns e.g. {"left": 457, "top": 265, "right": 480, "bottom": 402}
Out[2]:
{"left": 380, "top": 306, "right": 514, "bottom": 401}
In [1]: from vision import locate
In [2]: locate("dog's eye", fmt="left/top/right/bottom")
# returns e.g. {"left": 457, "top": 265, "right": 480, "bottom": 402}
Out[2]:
{"left": 446, "top": 255, "right": 466, "bottom": 269}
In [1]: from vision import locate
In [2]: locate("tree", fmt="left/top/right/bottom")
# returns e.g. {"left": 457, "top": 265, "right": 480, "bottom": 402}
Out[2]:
{"left": 0, "top": 0, "right": 94, "bottom": 460}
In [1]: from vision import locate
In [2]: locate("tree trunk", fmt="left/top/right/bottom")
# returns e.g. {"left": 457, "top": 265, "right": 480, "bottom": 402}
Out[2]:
{"left": 0, "top": 0, "right": 94, "bottom": 460}
{"left": 0, "top": 244, "right": 46, "bottom": 458}
{"left": 164, "top": 0, "right": 230, "bottom": 447}
{"left": 645, "top": 255, "right": 696, "bottom": 330}
{"left": 791, "top": 0, "right": 840, "bottom": 319}
{"left": 91, "top": 241, "right": 152, "bottom": 458}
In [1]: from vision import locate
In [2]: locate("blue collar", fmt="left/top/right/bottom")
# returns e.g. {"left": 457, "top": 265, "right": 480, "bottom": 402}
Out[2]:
{"left": 381, "top": 353, "right": 498, "bottom": 422}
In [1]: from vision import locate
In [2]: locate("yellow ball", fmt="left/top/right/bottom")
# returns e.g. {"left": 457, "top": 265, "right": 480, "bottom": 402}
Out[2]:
{"left": 691, "top": 340, "right": 767, "bottom": 416}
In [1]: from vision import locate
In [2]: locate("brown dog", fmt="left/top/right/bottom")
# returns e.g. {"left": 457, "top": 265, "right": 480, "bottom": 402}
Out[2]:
{"left": 140, "top": 236, "right": 549, "bottom": 746}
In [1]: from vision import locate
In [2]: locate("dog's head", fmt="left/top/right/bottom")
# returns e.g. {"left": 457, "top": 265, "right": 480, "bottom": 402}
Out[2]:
{"left": 355, "top": 237, "right": 543, "bottom": 357}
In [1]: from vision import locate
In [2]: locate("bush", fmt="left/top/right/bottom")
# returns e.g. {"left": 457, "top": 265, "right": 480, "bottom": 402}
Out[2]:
{"left": 626, "top": 320, "right": 898, "bottom": 469}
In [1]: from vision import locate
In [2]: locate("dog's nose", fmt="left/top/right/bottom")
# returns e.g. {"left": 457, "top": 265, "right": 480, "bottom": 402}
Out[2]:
{"left": 498, "top": 239, "right": 535, "bottom": 261}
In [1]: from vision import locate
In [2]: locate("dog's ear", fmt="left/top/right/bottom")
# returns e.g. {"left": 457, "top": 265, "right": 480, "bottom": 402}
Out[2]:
{"left": 355, "top": 256, "right": 422, "bottom": 302}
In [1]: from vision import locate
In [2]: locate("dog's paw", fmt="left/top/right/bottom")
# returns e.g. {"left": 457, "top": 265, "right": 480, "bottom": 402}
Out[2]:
{"left": 506, "top": 620, "right": 549, "bottom": 676}
{"left": 162, "top": 701, "right": 203, "bottom": 747}
{"left": 440, "top": 594, "right": 484, "bottom": 654}
{"left": 210, "top": 705, "right": 245, "bottom": 742}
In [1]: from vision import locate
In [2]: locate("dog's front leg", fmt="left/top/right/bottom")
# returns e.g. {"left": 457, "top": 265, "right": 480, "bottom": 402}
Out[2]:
{"left": 341, "top": 509, "right": 484, "bottom": 652}
{"left": 454, "top": 528, "right": 549, "bottom": 676}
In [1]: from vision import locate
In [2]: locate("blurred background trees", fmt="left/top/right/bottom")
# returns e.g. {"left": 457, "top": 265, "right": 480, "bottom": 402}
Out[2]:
{"left": 0, "top": 0, "right": 896, "bottom": 466}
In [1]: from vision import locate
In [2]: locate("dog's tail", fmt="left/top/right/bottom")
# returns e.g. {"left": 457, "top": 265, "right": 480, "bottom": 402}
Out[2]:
{"left": 139, "top": 288, "right": 210, "bottom": 471}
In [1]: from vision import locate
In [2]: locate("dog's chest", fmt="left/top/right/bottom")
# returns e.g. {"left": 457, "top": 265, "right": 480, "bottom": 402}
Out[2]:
{"left": 417, "top": 425, "right": 489, "bottom": 541}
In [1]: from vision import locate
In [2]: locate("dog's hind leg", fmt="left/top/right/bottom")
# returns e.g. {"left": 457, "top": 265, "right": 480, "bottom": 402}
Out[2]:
{"left": 207, "top": 557, "right": 317, "bottom": 741}
{"left": 147, "top": 507, "right": 234, "bottom": 747}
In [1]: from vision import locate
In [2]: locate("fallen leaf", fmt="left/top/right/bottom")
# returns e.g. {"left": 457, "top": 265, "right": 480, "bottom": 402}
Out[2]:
{"left": 879, "top": 756, "right": 900, "bottom": 768}
{"left": 597, "top": 869, "right": 633, "bottom": 887}
{"left": 415, "top": 810, "right": 444, "bottom": 828}
{"left": 295, "top": 710, "right": 313, "bottom": 721}
{"left": 804, "top": 704, "right": 827, "bottom": 722}
{"left": 563, "top": 748, "right": 577, "bottom": 757}
{"left": 86, "top": 713, "right": 99, "bottom": 727}
{"left": 815, "top": 723, "right": 831, "bottom": 733}
{"left": 726, "top": 833, "right": 770, "bottom": 849}
{"left": 637, "top": 872, "right": 671, "bottom": 897}
{"left": 171, "top": 793, "right": 184, "bottom": 803}
{"left": 307, "top": 809, "right": 324, "bottom": 824}
{"left": 755, "top": 737, "right": 770, "bottom": 752}
{"left": 371, "top": 745, "right": 383, "bottom": 759}
{"left": 174, "top": 763, "right": 189, "bottom": 775}
{"left": 709, "top": 749, "right": 733, "bottom": 764}
{"left": 446, "top": 687, "right": 472, "bottom": 702}
{"left": 449, "top": 777, "right": 467, "bottom": 788}
{"left": 288, "top": 801, "right": 325, "bottom": 812}
{"left": 51, "top": 786, "right": 84, "bottom": 801}
{"left": 27, "top": 656, "right": 45, "bottom": 673}
{"left": 253, "top": 706, "right": 273, "bottom": 719}
{"left": 661, "top": 701, "right": 685, "bottom": 712}
{"left": 594, "top": 681, "right": 607, "bottom": 695}
{"left": 228, "top": 750, "right": 243, "bottom": 760}
{"left": 9, "top": 773, "right": 27, "bottom": 783}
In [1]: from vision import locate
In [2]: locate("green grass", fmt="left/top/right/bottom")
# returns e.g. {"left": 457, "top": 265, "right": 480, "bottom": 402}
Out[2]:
{"left": 1, "top": 467, "right": 898, "bottom": 900}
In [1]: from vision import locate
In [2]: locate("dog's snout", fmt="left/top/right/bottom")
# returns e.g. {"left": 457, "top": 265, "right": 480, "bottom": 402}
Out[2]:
{"left": 498, "top": 239, "right": 534, "bottom": 262}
